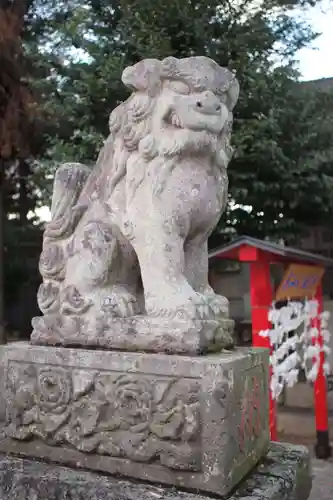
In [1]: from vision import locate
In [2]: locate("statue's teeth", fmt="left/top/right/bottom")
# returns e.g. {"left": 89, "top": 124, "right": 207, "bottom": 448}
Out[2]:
{"left": 171, "top": 113, "right": 182, "bottom": 128}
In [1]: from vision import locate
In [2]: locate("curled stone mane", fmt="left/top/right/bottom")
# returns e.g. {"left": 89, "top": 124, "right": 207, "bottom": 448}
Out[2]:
{"left": 110, "top": 93, "right": 155, "bottom": 152}
{"left": 95, "top": 92, "right": 157, "bottom": 201}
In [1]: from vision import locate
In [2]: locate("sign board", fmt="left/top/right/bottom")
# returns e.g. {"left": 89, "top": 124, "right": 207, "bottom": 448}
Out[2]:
{"left": 276, "top": 264, "right": 324, "bottom": 301}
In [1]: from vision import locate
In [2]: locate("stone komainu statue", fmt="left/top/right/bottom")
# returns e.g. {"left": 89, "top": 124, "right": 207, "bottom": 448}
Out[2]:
{"left": 32, "top": 56, "right": 239, "bottom": 353}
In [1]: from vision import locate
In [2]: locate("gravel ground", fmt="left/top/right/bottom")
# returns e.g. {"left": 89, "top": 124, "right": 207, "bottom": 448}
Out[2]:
{"left": 280, "top": 436, "right": 333, "bottom": 499}
{"left": 309, "top": 457, "right": 333, "bottom": 500}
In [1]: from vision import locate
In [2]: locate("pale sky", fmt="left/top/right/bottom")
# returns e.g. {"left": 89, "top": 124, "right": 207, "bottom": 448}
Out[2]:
{"left": 297, "top": 0, "right": 333, "bottom": 81}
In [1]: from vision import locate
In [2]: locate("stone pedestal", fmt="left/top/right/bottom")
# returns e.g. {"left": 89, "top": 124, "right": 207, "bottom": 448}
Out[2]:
{"left": 0, "top": 342, "right": 269, "bottom": 497}
{"left": 31, "top": 314, "right": 236, "bottom": 355}
{"left": 0, "top": 442, "right": 312, "bottom": 500}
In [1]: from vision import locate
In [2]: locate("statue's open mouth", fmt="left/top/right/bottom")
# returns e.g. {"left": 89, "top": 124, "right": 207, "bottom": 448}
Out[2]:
{"left": 163, "top": 109, "right": 184, "bottom": 129}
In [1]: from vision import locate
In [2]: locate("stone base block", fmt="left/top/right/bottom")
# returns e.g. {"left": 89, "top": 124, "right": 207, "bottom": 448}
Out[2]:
{"left": 31, "top": 314, "right": 235, "bottom": 354}
{"left": 0, "top": 442, "right": 312, "bottom": 499}
{"left": 0, "top": 343, "right": 269, "bottom": 496}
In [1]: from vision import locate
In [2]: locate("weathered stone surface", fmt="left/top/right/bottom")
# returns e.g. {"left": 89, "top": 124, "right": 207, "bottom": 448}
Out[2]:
{"left": 31, "top": 314, "right": 235, "bottom": 354}
{"left": 0, "top": 342, "right": 269, "bottom": 496}
{"left": 34, "top": 56, "right": 240, "bottom": 353}
{"left": 0, "top": 442, "right": 312, "bottom": 499}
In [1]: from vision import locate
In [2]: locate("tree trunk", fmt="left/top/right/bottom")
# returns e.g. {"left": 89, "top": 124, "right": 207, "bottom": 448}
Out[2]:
{"left": 0, "top": 163, "right": 6, "bottom": 344}
{"left": 18, "top": 159, "right": 30, "bottom": 225}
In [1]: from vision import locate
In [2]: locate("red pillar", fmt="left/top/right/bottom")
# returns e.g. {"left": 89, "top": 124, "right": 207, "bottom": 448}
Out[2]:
{"left": 313, "top": 282, "right": 331, "bottom": 458}
{"left": 250, "top": 259, "right": 277, "bottom": 441}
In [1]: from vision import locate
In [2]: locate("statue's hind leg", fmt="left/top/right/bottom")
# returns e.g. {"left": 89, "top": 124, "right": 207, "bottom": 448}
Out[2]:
{"left": 32, "top": 216, "right": 142, "bottom": 346}
{"left": 64, "top": 216, "right": 142, "bottom": 318}
{"left": 99, "top": 232, "right": 142, "bottom": 317}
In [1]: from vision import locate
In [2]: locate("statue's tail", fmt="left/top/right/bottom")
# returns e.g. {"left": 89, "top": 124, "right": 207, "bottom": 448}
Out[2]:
{"left": 36, "top": 163, "right": 91, "bottom": 316}
{"left": 44, "top": 162, "right": 91, "bottom": 240}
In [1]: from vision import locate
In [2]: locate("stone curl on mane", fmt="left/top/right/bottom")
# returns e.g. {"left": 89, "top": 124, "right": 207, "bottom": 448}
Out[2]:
{"left": 108, "top": 93, "right": 155, "bottom": 154}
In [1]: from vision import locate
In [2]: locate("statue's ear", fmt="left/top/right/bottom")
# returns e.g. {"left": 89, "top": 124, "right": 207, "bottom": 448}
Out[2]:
{"left": 161, "top": 56, "right": 180, "bottom": 77}
{"left": 122, "top": 59, "right": 162, "bottom": 95}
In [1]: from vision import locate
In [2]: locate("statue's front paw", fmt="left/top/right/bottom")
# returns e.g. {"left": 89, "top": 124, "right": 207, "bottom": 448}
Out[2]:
{"left": 146, "top": 292, "right": 212, "bottom": 320}
{"left": 102, "top": 289, "right": 141, "bottom": 317}
{"left": 206, "top": 294, "right": 229, "bottom": 318}
{"left": 192, "top": 294, "right": 214, "bottom": 320}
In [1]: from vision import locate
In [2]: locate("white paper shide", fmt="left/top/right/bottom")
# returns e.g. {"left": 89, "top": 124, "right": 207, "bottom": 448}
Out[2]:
{"left": 259, "top": 300, "right": 331, "bottom": 399}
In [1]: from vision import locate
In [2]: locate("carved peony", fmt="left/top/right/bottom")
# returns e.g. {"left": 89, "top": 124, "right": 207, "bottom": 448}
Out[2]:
{"left": 6, "top": 363, "right": 201, "bottom": 470}
{"left": 6, "top": 365, "right": 73, "bottom": 438}
{"left": 110, "top": 375, "right": 153, "bottom": 430}
{"left": 34, "top": 56, "right": 239, "bottom": 350}
{"left": 36, "top": 367, "right": 72, "bottom": 414}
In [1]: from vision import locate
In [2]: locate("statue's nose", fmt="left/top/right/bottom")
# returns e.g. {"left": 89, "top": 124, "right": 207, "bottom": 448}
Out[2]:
{"left": 195, "top": 91, "right": 221, "bottom": 115}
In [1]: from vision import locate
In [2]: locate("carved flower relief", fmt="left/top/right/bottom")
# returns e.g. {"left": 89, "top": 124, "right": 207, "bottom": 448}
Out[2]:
{"left": 6, "top": 365, "right": 201, "bottom": 470}
{"left": 106, "top": 375, "right": 153, "bottom": 430}
{"left": 150, "top": 379, "right": 201, "bottom": 441}
{"left": 96, "top": 376, "right": 200, "bottom": 466}
{"left": 69, "top": 396, "right": 103, "bottom": 445}
{"left": 39, "top": 243, "right": 65, "bottom": 281}
{"left": 70, "top": 375, "right": 152, "bottom": 434}
{"left": 6, "top": 365, "right": 73, "bottom": 439}
{"left": 36, "top": 367, "right": 72, "bottom": 414}
{"left": 37, "top": 282, "right": 60, "bottom": 314}
{"left": 67, "top": 374, "right": 154, "bottom": 454}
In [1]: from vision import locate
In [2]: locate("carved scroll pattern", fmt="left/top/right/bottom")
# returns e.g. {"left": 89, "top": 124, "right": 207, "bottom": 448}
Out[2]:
{"left": 5, "top": 362, "right": 201, "bottom": 471}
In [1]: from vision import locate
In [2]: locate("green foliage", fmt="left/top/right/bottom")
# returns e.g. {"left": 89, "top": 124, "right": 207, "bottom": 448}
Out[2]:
{"left": 222, "top": 78, "right": 333, "bottom": 241}
{"left": 24, "top": 0, "right": 333, "bottom": 243}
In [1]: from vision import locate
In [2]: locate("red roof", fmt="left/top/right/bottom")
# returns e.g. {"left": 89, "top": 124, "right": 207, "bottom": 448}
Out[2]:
{"left": 209, "top": 236, "right": 333, "bottom": 267}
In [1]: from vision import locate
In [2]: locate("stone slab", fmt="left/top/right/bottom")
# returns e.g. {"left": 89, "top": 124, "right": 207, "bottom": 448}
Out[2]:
{"left": 0, "top": 442, "right": 312, "bottom": 499}
{"left": 0, "top": 343, "right": 269, "bottom": 496}
{"left": 31, "top": 314, "right": 235, "bottom": 354}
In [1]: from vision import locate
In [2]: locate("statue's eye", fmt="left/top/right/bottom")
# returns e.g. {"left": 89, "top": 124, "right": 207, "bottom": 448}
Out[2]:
{"left": 168, "top": 81, "right": 190, "bottom": 95}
